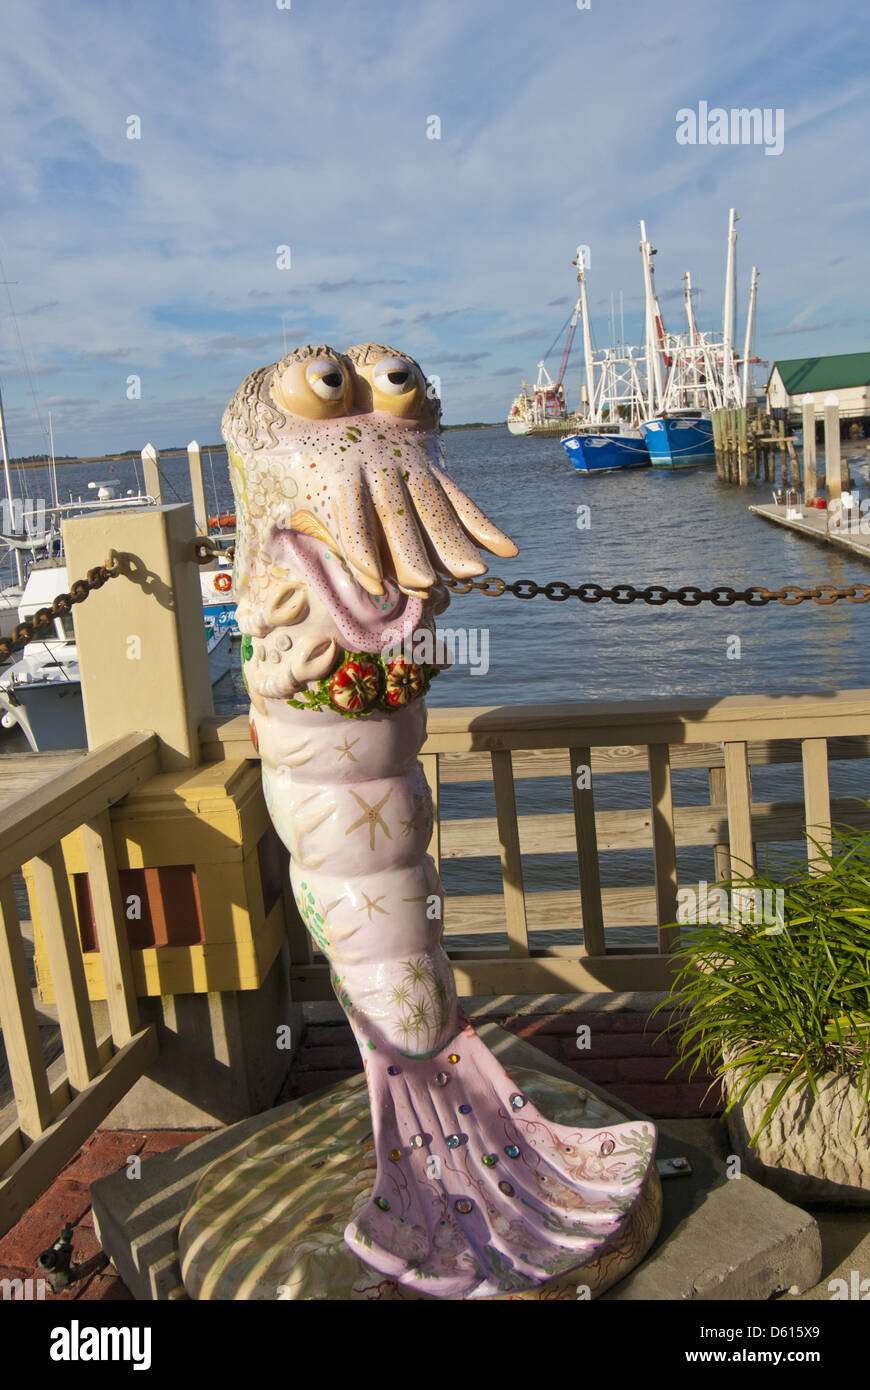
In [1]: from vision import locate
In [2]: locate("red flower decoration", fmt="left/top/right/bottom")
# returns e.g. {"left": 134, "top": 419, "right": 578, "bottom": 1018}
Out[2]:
{"left": 384, "top": 656, "right": 425, "bottom": 708}
{"left": 330, "top": 658, "right": 381, "bottom": 713}
{"left": 249, "top": 718, "right": 259, "bottom": 752}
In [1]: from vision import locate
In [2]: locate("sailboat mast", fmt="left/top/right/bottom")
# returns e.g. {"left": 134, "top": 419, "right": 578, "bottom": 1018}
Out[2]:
{"left": 741, "top": 266, "right": 758, "bottom": 408}
{"left": 0, "top": 382, "right": 23, "bottom": 584}
{"left": 48, "top": 410, "right": 59, "bottom": 509}
{"left": 722, "top": 208, "right": 739, "bottom": 405}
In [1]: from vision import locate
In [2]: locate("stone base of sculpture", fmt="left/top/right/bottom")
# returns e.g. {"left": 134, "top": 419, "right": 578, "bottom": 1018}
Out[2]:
{"left": 178, "top": 1062, "right": 662, "bottom": 1301}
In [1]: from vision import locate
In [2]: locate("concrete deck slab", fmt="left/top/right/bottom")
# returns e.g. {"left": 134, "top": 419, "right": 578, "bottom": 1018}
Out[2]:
{"left": 90, "top": 1023, "right": 822, "bottom": 1301}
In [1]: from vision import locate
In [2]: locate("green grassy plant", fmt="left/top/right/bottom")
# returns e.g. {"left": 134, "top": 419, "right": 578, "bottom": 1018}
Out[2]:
{"left": 653, "top": 815, "right": 870, "bottom": 1144}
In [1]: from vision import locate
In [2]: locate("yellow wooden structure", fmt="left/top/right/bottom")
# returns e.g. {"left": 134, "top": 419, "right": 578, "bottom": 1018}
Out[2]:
{"left": 25, "top": 758, "right": 289, "bottom": 1002}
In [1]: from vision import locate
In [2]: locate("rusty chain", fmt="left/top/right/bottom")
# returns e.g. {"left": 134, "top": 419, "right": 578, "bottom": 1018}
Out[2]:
{"left": 3, "top": 538, "right": 861, "bottom": 669}
{"left": 191, "top": 541, "right": 870, "bottom": 609}
{"left": 0, "top": 552, "right": 122, "bottom": 663}
{"left": 443, "top": 576, "right": 870, "bottom": 607}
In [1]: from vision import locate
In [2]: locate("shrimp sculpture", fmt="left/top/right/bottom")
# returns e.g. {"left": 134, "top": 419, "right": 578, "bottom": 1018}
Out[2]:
{"left": 221, "top": 342, "right": 658, "bottom": 1298}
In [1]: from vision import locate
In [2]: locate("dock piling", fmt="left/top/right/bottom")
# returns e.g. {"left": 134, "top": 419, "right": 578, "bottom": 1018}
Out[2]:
{"left": 141, "top": 443, "right": 163, "bottom": 505}
{"left": 187, "top": 441, "right": 209, "bottom": 536}
{"left": 802, "top": 394, "right": 817, "bottom": 504}
{"left": 824, "top": 394, "right": 842, "bottom": 510}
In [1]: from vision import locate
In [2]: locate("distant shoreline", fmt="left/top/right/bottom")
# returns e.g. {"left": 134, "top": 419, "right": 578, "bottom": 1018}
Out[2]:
{"left": 9, "top": 422, "right": 504, "bottom": 470}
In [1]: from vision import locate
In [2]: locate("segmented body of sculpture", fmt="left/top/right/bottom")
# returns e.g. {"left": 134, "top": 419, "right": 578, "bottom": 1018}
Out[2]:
{"left": 222, "top": 343, "right": 657, "bottom": 1298}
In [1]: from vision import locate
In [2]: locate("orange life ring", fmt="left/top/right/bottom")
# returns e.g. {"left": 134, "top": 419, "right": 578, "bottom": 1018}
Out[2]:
{"left": 213, "top": 572, "right": 232, "bottom": 592}
{"left": 208, "top": 512, "right": 236, "bottom": 530}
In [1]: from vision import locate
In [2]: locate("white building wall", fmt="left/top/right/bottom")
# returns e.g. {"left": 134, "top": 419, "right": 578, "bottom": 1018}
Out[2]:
{"left": 766, "top": 374, "right": 870, "bottom": 418}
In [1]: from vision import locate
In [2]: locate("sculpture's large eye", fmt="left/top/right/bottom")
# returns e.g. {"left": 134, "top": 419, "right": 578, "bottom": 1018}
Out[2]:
{"left": 352, "top": 353, "right": 425, "bottom": 417}
{"left": 272, "top": 351, "right": 352, "bottom": 419}
{"left": 372, "top": 356, "right": 416, "bottom": 396}
{"left": 306, "top": 358, "right": 347, "bottom": 401}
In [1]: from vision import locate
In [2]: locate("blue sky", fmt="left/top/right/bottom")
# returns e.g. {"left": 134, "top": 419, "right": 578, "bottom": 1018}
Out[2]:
{"left": 0, "top": 0, "right": 867, "bottom": 456}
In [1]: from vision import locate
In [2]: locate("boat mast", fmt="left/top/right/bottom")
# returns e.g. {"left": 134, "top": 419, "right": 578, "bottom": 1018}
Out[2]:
{"left": 0, "top": 381, "right": 23, "bottom": 584}
{"left": 741, "top": 266, "right": 758, "bottom": 408}
{"left": 639, "top": 221, "right": 664, "bottom": 414}
{"left": 722, "top": 208, "right": 739, "bottom": 406}
{"left": 573, "top": 255, "right": 596, "bottom": 422}
{"left": 684, "top": 271, "right": 699, "bottom": 346}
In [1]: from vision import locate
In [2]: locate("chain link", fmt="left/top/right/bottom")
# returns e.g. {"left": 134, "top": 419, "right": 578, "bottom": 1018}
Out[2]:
{"left": 194, "top": 538, "right": 235, "bottom": 565}
{"left": 443, "top": 576, "right": 870, "bottom": 608}
{"left": 0, "top": 556, "right": 122, "bottom": 663}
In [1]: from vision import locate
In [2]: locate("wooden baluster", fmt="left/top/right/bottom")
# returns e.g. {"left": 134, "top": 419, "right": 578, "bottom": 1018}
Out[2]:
{"left": 26, "top": 844, "right": 100, "bottom": 1090}
{"left": 0, "top": 876, "right": 53, "bottom": 1142}
{"left": 801, "top": 738, "right": 832, "bottom": 873}
{"left": 724, "top": 742, "right": 755, "bottom": 922}
{"left": 708, "top": 764, "right": 730, "bottom": 882}
{"left": 491, "top": 750, "right": 530, "bottom": 957}
{"left": 80, "top": 812, "right": 139, "bottom": 1047}
{"left": 569, "top": 745, "right": 604, "bottom": 956}
{"left": 648, "top": 745, "right": 679, "bottom": 952}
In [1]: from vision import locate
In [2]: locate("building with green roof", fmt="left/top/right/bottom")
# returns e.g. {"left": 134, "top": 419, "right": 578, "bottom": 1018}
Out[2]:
{"left": 767, "top": 352, "right": 870, "bottom": 419}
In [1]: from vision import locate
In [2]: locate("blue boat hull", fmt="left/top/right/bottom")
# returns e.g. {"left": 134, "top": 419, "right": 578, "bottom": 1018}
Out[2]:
{"left": 640, "top": 416, "right": 715, "bottom": 468}
{"left": 561, "top": 431, "right": 650, "bottom": 473}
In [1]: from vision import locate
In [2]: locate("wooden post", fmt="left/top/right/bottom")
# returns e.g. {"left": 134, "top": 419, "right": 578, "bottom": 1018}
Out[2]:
{"left": 62, "top": 503, "right": 213, "bottom": 771}
{"left": 824, "top": 393, "right": 841, "bottom": 509}
{"left": 141, "top": 444, "right": 163, "bottom": 505}
{"left": 713, "top": 409, "right": 725, "bottom": 479}
{"left": 802, "top": 394, "right": 817, "bottom": 503}
{"left": 778, "top": 417, "right": 788, "bottom": 486}
{"left": 187, "top": 440, "right": 209, "bottom": 537}
{"left": 737, "top": 407, "right": 748, "bottom": 485}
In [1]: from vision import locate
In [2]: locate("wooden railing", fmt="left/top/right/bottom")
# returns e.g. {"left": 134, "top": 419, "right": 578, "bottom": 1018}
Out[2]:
{"left": 0, "top": 732, "right": 160, "bottom": 1238}
{"left": 200, "top": 689, "right": 870, "bottom": 997}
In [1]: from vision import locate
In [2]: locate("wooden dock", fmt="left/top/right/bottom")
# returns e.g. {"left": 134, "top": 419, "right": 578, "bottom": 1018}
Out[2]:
{"left": 750, "top": 502, "right": 870, "bottom": 564}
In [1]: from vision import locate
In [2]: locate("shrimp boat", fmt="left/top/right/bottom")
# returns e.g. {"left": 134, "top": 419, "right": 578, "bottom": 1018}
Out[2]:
{"left": 506, "top": 286, "right": 588, "bottom": 436}
{"left": 561, "top": 261, "right": 650, "bottom": 473}
{"left": 507, "top": 362, "right": 572, "bottom": 436}
{"left": 639, "top": 211, "right": 755, "bottom": 469}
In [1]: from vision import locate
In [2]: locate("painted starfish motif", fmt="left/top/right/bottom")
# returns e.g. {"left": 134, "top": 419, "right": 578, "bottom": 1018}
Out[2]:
{"left": 334, "top": 736, "right": 360, "bottom": 762}
{"left": 345, "top": 787, "right": 393, "bottom": 851}
{"left": 357, "top": 892, "right": 388, "bottom": 919}
{"left": 399, "top": 817, "right": 416, "bottom": 837}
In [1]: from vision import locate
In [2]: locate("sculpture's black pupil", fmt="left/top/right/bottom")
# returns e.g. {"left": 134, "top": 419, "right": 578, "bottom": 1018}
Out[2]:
{"left": 323, "top": 372, "right": 342, "bottom": 388}
{"left": 387, "top": 370, "right": 408, "bottom": 385}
